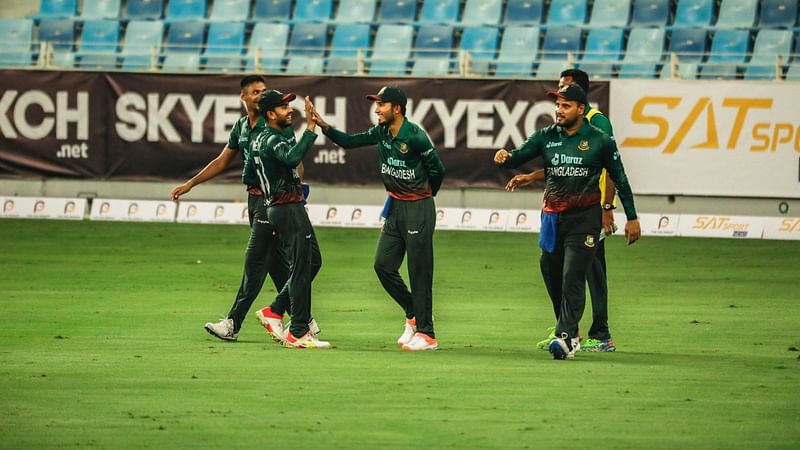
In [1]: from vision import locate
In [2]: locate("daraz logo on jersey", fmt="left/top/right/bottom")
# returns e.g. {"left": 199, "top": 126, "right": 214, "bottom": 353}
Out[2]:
{"left": 550, "top": 153, "right": 584, "bottom": 166}
{"left": 387, "top": 157, "right": 407, "bottom": 168}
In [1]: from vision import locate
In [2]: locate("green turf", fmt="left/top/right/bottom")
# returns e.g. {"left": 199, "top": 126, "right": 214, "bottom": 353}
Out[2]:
{"left": 0, "top": 219, "right": 798, "bottom": 449}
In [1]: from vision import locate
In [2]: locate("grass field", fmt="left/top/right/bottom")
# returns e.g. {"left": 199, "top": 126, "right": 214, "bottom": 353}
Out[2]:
{"left": 0, "top": 219, "right": 798, "bottom": 449}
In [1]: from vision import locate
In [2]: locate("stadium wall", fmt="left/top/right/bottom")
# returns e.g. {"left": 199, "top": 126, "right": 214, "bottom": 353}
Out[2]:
{"left": 0, "top": 178, "right": 798, "bottom": 218}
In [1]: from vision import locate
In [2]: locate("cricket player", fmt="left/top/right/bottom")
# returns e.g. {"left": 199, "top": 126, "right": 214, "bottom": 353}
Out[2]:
{"left": 310, "top": 86, "right": 445, "bottom": 351}
{"left": 170, "top": 75, "right": 320, "bottom": 342}
{"left": 252, "top": 90, "right": 329, "bottom": 349}
{"left": 506, "top": 69, "right": 618, "bottom": 352}
{"left": 494, "top": 84, "right": 640, "bottom": 360}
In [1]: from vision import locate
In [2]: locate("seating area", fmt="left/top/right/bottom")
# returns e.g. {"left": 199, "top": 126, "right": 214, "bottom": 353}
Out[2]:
{"left": 0, "top": 0, "right": 798, "bottom": 79}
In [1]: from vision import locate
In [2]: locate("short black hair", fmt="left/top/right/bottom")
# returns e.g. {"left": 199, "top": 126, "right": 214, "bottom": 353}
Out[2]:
{"left": 240, "top": 75, "right": 266, "bottom": 91}
{"left": 559, "top": 69, "right": 590, "bottom": 94}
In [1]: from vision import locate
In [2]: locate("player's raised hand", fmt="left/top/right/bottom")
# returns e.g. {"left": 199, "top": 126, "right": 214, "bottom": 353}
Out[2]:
{"left": 505, "top": 174, "right": 534, "bottom": 191}
{"left": 304, "top": 96, "right": 317, "bottom": 132}
{"left": 625, "top": 219, "right": 641, "bottom": 245}
{"left": 171, "top": 182, "right": 192, "bottom": 203}
{"left": 310, "top": 109, "right": 330, "bottom": 129}
{"left": 494, "top": 149, "right": 511, "bottom": 165}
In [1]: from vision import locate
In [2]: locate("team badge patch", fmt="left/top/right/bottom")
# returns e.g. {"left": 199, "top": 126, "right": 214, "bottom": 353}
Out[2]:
{"left": 399, "top": 143, "right": 409, "bottom": 154}
{"left": 578, "top": 140, "right": 590, "bottom": 151}
{"left": 584, "top": 234, "right": 596, "bottom": 248}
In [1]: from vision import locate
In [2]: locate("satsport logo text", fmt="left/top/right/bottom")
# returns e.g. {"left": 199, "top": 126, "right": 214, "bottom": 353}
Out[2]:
{"left": 777, "top": 218, "right": 800, "bottom": 233}
{"left": 693, "top": 216, "right": 750, "bottom": 231}
{"left": 621, "top": 96, "right": 800, "bottom": 154}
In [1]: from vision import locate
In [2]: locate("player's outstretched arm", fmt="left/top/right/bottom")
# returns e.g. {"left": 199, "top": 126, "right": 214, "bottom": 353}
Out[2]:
{"left": 505, "top": 169, "right": 544, "bottom": 191}
{"left": 171, "top": 147, "right": 237, "bottom": 202}
{"left": 313, "top": 110, "right": 378, "bottom": 149}
{"left": 494, "top": 132, "right": 543, "bottom": 169}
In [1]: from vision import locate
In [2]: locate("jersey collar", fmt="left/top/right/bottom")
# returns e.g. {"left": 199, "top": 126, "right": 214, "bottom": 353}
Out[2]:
{"left": 390, "top": 117, "right": 410, "bottom": 140}
{"left": 557, "top": 119, "right": 592, "bottom": 137}
{"left": 576, "top": 120, "right": 592, "bottom": 136}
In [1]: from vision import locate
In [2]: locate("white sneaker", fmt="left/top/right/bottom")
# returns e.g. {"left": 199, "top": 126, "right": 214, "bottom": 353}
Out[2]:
{"left": 204, "top": 318, "right": 237, "bottom": 341}
{"left": 285, "top": 331, "right": 331, "bottom": 349}
{"left": 397, "top": 318, "right": 416, "bottom": 347}
{"left": 548, "top": 333, "right": 581, "bottom": 360}
{"left": 401, "top": 332, "right": 438, "bottom": 351}
{"left": 255, "top": 306, "right": 286, "bottom": 343}
{"left": 308, "top": 318, "right": 321, "bottom": 336}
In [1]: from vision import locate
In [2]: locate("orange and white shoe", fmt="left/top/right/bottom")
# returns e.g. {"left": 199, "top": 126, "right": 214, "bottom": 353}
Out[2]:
{"left": 285, "top": 331, "right": 331, "bottom": 349}
{"left": 397, "top": 318, "right": 416, "bottom": 347}
{"left": 401, "top": 332, "right": 438, "bottom": 351}
{"left": 256, "top": 306, "right": 286, "bottom": 343}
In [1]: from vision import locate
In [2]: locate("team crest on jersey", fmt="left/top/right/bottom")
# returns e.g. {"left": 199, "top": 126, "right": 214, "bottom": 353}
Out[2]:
{"left": 578, "top": 140, "right": 590, "bottom": 151}
{"left": 584, "top": 234, "right": 596, "bottom": 248}
{"left": 399, "top": 143, "right": 409, "bottom": 154}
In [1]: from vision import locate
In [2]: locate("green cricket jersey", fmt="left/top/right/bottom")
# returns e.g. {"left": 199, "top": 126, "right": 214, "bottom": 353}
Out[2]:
{"left": 227, "top": 116, "right": 296, "bottom": 187}
{"left": 323, "top": 118, "right": 445, "bottom": 200}
{"left": 586, "top": 107, "right": 613, "bottom": 136}
{"left": 251, "top": 127, "right": 317, "bottom": 205}
{"left": 503, "top": 120, "right": 637, "bottom": 220}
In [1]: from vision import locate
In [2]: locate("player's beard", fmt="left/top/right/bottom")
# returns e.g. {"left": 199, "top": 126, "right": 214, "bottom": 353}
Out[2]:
{"left": 378, "top": 109, "right": 394, "bottom": 126}
{"left": 378, "top": 109, "right": 395, "bottom": 126}
{"left": 556, "top": 111, "right": 579, "bottom": 129}
{"left": 276, "top": 111, "right": 293, "bottom": 129}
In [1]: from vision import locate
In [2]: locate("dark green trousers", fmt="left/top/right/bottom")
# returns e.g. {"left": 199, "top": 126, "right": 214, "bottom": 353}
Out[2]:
{"left": 227, "top": 194, "right": 320, "bottom": 332}
{"left": 540, "top": 206, "right": 601, "bottom": 339}
{"left": 269, "top": 229, "right": 321, "bottom": 317}
{"left": 374, "top": 197, "right": 436, "bottom": 338}
{"left": 268, "top": 202, "right": 315, "bottom": 338}
{"left": 586, "top": 239, "right": 611, "bottom": 340}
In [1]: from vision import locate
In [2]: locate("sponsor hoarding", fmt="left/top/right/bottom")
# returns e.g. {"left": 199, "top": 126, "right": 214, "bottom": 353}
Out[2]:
{"left": 90, "top": 198, "right": 176, "bottom": 222}
{"left": 639, "top": 213, "right": 680, "bottom": 237}
{"left": 505, "top": 209, "right": 541, "bottom": 233}
{"left": 175, "top": 201, "right": 247, "bottom": 224}
{"left": 3, "top": 194, "right": 797, "bottom": 241}
{"left": 611, "top": 80, "right": 800, "bottom": 198}
{"left": 762, "top": 217, "right": 800, "bottom": 240}
{"left": 0, "top": 71, "right": 609, "bottom": 188}
{"left": 677, "top": 214, "right": 764, "bottom": 239}
{"left": 1, "top": 196, "right": 86, "bottom": 219}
